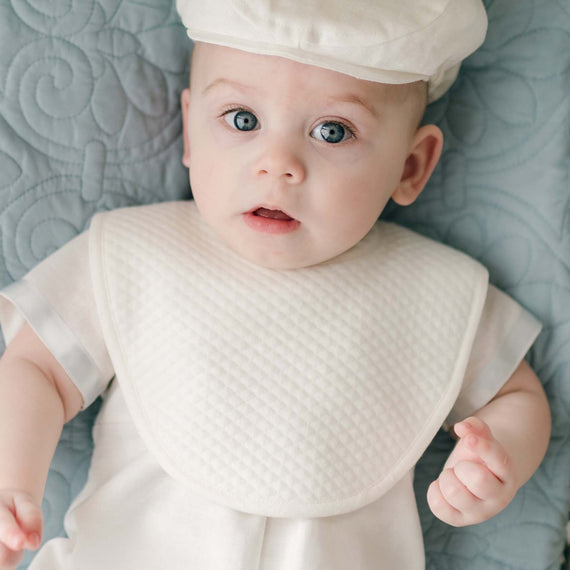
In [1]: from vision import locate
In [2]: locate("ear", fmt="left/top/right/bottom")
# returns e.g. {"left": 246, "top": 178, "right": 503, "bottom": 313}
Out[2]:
{"left": 181, "top": 88, "right": 191, "bottom": 168}
{"left": 391, "top": 124, "right": 443, "bottom": 206}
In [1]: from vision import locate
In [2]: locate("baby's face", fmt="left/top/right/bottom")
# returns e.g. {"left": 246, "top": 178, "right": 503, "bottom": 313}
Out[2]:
{"left": 183, "top": 43, "right": 424, "bottom": 269}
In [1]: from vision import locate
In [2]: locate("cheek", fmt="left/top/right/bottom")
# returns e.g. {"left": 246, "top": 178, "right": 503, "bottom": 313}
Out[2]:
{"left": 188, "top": 130, "right": 221, "bottom": 186}
{"left": 188, "top": 156, "right": 219, "bottom": 215}
{"left": 315, "top": 160, "right": 396, "bottom": 246}
{"left": 315, "top": 190, "right": 378, "bottom": 254}
{"left": 339, "top": 196, "right": 388, "bottom": 242}
{"left": 323, "top": 162, "right": 393, "bottom": 217}
{"left": 189, "top": 116, "right": 248, "bottom": 182}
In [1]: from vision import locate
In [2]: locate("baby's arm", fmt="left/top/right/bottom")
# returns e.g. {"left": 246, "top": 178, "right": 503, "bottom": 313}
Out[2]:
{"left": 0, "top": 323, "right": 82, "bottom": 569}
{"left": 428, "top": 359, "right": 550, "bottom": 527}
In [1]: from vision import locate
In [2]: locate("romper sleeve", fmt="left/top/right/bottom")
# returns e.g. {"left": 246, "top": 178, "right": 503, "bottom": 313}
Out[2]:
{"left": 447, "top": 284, "right": 542, "bottom": 425}
{"left": 0, "top": 231, "right": 113, "bottom": 409}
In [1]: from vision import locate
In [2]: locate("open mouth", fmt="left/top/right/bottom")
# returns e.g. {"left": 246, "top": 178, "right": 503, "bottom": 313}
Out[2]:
{"left": 243, "top": 207, "right": 300, "bottom": 234}
{"left": 253, "top": 207, "right": 294, "bottom": 221}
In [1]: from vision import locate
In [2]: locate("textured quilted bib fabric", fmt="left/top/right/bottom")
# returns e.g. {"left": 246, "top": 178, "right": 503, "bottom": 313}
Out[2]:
{"left": 89, "top": 201, "right": 488, "bottom": 517}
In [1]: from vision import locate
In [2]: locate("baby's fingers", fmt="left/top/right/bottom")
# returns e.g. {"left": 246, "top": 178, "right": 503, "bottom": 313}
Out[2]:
{"left": 461, "top": 429, "right": 513, "bottom": 483}
{"left": 13, "top": 495, "right": 42, "bottom": 549}
{"left": 427, "top": 466, "right": 494, "bottom": 527}
{"left": 0, "top": 495, "right": 41, "bottom": 570}
{"left": 0, "top": 505, "right": 26, "bottom": 552}
{"left": 453, "top": 461, "right": 504, "bottom": 501}
{"left": 453, "top": 416, "right": 492, "bottom": 441}
{"left": 0, "top": 495, "right": 41, "bottom": 552}
{"left": 0, "top": 542, "right": 24, "bottom": 570}
{"left": 454, "top": 417, "right": 513, "bottom": 483}
{"left": 429, "top": 461, "right": 515, "bottom": 526}
{"left": 427, "top": 475, "right": 467, "bottom": 527}
{"left": 0, "top": 505, "right": 28, "bottom": 569}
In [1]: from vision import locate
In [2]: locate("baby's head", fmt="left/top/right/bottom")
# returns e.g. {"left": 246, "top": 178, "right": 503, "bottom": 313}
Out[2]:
{"left": 177, "top": 0, "right": 487, "bottom": 269}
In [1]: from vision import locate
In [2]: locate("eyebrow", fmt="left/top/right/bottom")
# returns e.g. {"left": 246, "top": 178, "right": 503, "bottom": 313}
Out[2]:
{"left": 202, "top": 78, "right": 253, "bottom": 96}
{"left": 202, "top": 78, "right": 379, "bottom": 119}
{"left": 325, "top": 93, "right": 380, "bottom": 119}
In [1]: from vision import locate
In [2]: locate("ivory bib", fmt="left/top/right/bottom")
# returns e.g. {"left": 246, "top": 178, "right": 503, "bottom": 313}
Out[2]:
{"left": 89, "top": 201, "right": 488, "bottom": 517}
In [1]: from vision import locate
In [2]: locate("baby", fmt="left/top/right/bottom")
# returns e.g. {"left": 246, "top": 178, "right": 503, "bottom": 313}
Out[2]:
{"left": 0, "top": 1, "right": 551, "bottom": 569}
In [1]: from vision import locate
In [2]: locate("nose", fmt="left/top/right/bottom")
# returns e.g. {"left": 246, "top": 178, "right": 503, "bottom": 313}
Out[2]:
{"left": 253, "top": 138, "right": 306, "bottom": 184}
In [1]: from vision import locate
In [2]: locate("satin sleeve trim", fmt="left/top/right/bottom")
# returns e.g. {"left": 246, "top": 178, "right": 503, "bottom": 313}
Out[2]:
{"left": 447, "top": 286, "right": 542, "bottom": 425}
{"left": 0, "top": 279, "right": 108, "bottom": 409}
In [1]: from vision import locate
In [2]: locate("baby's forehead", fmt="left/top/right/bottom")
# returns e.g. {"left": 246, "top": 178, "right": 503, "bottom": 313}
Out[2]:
{"left": 192, "top": 42, "right": 418, "bottom": 103}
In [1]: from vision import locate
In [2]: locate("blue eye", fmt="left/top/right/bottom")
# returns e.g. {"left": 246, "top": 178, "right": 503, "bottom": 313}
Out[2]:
{"left": 311, "top": 121, "right": 352, "bottom": 144}
{"left": 224, "top": 110, "right": 258, "bottom": 131}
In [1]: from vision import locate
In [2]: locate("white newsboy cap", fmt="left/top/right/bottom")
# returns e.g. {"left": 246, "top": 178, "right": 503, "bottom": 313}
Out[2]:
{"left": 177, "top": 0, "right": 487, "bottom": 102}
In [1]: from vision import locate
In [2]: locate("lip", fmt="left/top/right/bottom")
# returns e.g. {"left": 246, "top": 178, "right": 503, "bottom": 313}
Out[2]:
{"left": 243, "top": 206, "right": 301, "bottom": 234}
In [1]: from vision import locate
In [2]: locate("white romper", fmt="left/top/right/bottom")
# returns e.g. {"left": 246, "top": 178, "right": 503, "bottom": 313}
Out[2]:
{"left": 0, "top": 202, "right": 541, "bottom": 570}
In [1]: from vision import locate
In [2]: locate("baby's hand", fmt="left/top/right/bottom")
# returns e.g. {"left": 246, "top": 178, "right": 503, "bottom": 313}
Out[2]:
{"left": 0, "top": 490, "right": 42, "bottom": 569}
{"left": 427, "top": 417, "right": 517, "bottom": 527}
